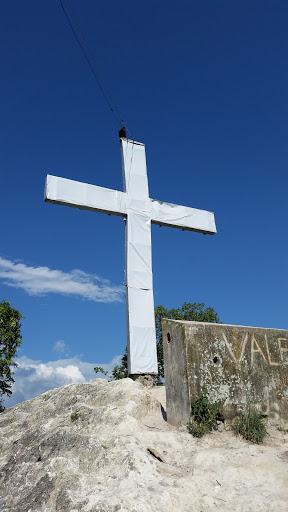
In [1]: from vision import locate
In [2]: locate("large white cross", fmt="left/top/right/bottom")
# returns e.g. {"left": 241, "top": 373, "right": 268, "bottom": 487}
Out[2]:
{"left": 45, "top": 138, "right": 216, "bottom": 375}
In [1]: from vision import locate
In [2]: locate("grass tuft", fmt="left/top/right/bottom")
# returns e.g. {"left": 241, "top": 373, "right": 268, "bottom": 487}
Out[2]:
{"left": 70, "top": 412, "right": 80, "bottom": 422}
{"left": 187, "top": 420, "right": 206, "bottom": 438}
{"left": 232, "top": 408, "right": 268, "bottom": 444}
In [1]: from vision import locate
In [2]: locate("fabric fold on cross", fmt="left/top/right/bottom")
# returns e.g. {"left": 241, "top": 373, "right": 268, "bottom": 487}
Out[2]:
{"left": 150, "top": 199, "right": 216, "bottom": 234}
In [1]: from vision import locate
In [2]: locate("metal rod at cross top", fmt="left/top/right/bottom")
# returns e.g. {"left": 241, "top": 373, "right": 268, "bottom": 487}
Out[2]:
{"left": 45, "top": 138, "right": 216, "bottom": 376}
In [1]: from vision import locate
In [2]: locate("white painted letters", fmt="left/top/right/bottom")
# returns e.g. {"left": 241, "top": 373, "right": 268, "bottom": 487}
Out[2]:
{"left": 223, "top": 332, "right": 288, "bottom": 367}
{"left": 223, "top": 332, "right": 248, "bottom": 365}
{"left": 251, "top": 335, "right": 267, "bottom": 365}
{"left": 278, "top": 338, "right": 288, "bottom": 365}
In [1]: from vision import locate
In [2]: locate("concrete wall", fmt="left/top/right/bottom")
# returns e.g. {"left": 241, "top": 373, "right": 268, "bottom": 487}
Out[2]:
{"left": 162, "top": 320, "right": 288, "bottom": 427}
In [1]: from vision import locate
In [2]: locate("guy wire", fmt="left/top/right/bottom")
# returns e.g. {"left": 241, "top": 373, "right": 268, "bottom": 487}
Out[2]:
{"left": 65, "top": 0, "right": 128, "bottom": 131}
{"left": 59, "top": 0, "right": 132, "bottom": 138}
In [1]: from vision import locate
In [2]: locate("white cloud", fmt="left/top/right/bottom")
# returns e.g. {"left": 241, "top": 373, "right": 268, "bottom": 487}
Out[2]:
{"left": 0, "top": 257, "right": 124, "bottom": 303}
{"left": 53, "top": 340, "right": 68, "bottom": 355}
{"left": 3, "top": 355, "right": 123, "bottom": 409}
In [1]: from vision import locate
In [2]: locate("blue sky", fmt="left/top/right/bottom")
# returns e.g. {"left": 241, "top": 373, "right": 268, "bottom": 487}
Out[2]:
{"left": 2, "top": 1, "right": 287, "bottom": 407}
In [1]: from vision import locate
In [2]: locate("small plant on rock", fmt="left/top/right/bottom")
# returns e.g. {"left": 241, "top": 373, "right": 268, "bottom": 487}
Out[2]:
{"left": 232, "top": 408, "right": 268, "bottom": 444}
{"left": 70, "top": 412, "right": 80, "bottom": 422}
{"left": 187, "top": 386, "right": 221, "bottom": 438}
{"left": 187, "top": 420, "right": 206, "bottom": 438}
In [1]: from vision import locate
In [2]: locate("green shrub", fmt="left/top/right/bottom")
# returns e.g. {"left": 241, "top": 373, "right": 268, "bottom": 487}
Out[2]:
{"left": 232, "top": 408, "right": 268, "bottom": 444}
{"left": 188, "top": 386, "right": 221, "bottom": 437}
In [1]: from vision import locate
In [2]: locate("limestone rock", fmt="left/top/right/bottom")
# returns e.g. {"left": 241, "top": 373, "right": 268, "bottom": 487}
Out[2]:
{"left": 0, "top": 378, "right": 288, "bottom": 512}
{"left": 130, "top": 374, "right": 154, "bottom": 389}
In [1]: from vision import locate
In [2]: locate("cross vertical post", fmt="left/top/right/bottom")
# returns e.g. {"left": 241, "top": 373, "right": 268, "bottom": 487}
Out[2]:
{"left": 121, "top": 140, "right": 157, "bottom": 374}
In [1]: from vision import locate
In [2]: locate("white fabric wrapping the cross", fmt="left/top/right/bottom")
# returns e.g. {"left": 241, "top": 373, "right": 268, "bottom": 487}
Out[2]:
{"left": 45, "top": 139, "right": 216, "bottom": 375}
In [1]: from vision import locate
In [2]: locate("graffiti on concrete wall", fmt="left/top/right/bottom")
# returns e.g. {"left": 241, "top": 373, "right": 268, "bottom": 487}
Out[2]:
{"left": 222, "top": 332, "right": 288, "bottom": 366}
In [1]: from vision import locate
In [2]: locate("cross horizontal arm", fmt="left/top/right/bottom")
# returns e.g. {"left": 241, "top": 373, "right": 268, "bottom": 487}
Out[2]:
{"left": 150, "top": 199, "right": 216, "bottom": 234}
{"left": 45, "top": 175, "right": 127, "bottom": 217}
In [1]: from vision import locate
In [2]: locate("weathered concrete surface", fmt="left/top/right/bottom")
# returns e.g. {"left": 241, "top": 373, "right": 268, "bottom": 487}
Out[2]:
{"left": 0, "top": 379, "right": 288, "bottom": 511}
{"left": 163, "top": 320, "right": 288, "bottom": 426}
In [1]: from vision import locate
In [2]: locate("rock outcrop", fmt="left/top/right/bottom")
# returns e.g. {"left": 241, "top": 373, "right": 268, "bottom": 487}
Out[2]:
{"left": 0, "top": 378, "right": 288, "bottom": 511}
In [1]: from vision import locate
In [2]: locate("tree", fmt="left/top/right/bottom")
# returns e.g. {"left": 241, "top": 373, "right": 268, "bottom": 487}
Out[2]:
{"left": 155, "top": 302, "right": 220, "bottom": 380}
{"left": 93, "top": 366, "right": 108, "bottom": 376}
{"left": 104, "top": 302, "right": 220, "bottom": 382}
{"left": 0, "top": 301, "right": 24, "bottom": 410}
{"left": 110, "top": 347, "right": 128, "bottom": 380}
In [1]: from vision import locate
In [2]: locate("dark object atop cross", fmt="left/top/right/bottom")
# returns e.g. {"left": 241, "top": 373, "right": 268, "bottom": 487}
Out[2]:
{"left": 119, "top": 126, "right": 126, "bottom": 139}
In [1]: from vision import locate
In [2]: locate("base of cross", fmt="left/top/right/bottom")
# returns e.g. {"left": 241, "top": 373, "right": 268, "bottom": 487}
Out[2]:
{"left": 129, "top": 374, "right": 154, "bottom": 389}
